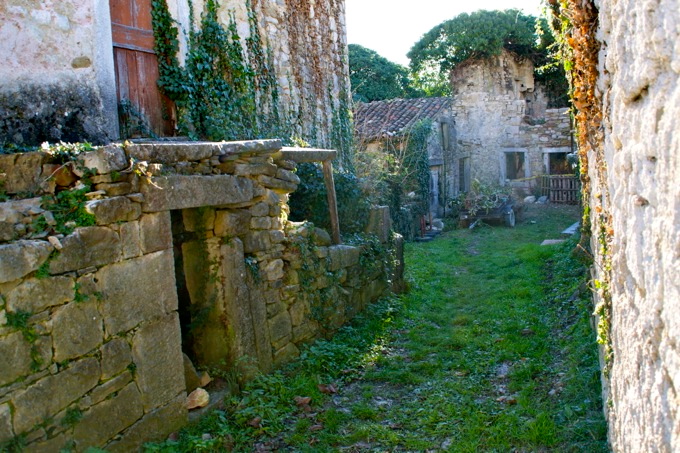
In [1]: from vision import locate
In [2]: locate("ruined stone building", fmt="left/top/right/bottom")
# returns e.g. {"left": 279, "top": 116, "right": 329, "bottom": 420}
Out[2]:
{"left": 353, "top": 97, "right": 455, "bottom": 217}
{"left": 450, "top": 48, "right": 573, "bottom": 194}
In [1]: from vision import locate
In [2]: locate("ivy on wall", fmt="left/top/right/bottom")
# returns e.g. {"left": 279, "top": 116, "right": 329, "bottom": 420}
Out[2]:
{"left": 150, "top": 0, "right": 354, "bottom": 167}
{"left": 545, "top": 0, "right": 613, "bottom": 378}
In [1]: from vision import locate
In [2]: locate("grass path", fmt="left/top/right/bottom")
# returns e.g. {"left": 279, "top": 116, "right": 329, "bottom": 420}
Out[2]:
{"left": 148, "top": 205, "right": 608, "bottom": 452}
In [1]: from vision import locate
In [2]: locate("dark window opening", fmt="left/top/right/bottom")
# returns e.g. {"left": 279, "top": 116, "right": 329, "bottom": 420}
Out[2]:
{"left": 548, "top": 152, "right": 570, "bottom": 175}
{"left": 505, "top": 152, "right": 525, "bottom": 180}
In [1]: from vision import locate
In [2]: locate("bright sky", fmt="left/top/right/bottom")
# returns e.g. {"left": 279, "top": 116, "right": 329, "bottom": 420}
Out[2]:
{"left": 345, "top": 0, "right": 543, "bottom": 66}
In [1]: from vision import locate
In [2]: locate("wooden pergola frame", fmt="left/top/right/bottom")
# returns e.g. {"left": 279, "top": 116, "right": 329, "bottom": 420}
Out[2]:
{"left": 279, "top": 147, "right": 341, "bottom": 244}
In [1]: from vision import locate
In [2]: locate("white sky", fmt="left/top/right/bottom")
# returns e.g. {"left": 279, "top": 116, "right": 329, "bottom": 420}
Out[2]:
{"left": 345, "top": 0, "right": 544, "bottom": 66}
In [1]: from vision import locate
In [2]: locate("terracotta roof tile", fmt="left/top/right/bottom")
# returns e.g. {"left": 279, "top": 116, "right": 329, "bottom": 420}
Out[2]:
{"left": 354, "top": 97, "right": 452, "bottom": 139}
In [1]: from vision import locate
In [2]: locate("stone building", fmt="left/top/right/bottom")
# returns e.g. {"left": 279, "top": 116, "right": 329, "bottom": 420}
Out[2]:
{"left": 0, "top": 0, "right": 351, "bottom": 152}
{"left": 450, "top": 49, "right": 573, "bottom": 194}
{"left": 354, "top": 97, "right": 455, "bottom": 217}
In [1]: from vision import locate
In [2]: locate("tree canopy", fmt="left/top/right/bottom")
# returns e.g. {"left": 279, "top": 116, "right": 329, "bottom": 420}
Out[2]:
{"left": 407, "top": 9, "right": 568, "bottom": 106}
{"left": 348, "top": 44, "right": 420, "bottom": 102}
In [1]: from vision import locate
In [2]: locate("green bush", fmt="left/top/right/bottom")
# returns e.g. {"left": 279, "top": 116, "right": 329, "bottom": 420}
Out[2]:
{"left": 288, "top": 163, "right": 370, "bottom": 235}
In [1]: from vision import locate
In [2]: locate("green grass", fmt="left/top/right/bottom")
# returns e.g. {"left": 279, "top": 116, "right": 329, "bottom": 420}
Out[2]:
{"left": 145, "top": 204, "right": 608, "bottom": 452}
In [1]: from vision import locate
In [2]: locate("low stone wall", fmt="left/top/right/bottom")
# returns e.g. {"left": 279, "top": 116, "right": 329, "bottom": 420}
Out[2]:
{"left": 0, "top": 140, "right": 402, "bottom": 450}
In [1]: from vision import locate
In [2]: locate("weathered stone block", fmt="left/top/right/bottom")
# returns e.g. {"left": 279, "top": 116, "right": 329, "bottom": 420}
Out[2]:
{"left": 5, "top": 275, "right": 73, "bottom": 313}
{"left": 0, "top": 240, "right": 53, "bottom": 283}
{"left": 49, "top": 227, "right": 121, "bottom": 274}
{"left": 264, "top": 259, "right": 284, "bottom": 281}
{"left": 268, "top": 311, "right": 292, "bottom": 344}
{"left": 234, "top": 163, "right": 277, "bottom": 177}
{"left": 257, "top": 175, "right": 297, "bottom": 193}
{"left": 273, "top": 342, "right": 299, "bottom": 367}
{"left": 95, "top": 182, "right": 132, "bottom": 197}
{"left": 214, "top": 210, "right": 251, "bottom": 237}
{"left": 76, "top": 145, "right": 128, "bottom": 175}
{"left": 141, "top": 175, "right": 254, "bottom": 212}
{"left": 365, "top": 206, "right": 392, "bottom": 244}
{"left": 328, "top": 245, "right": 361, "bottom": 271}
{"left": 250, "top": 202, "right": 270, "bottom": 217}
{"left": 183, "top": 353, "right": 201, "bottom": 393}
{"left": 270, "top": 230, "right": 285, "bottom": 244}
{"left": 24, "top": 432, "right": 70, "bottom": 453}
{"left": 293, "top": 322, "right": 318, "bottom": 344}
{"left": 275, "top": 168, "right": 301, "bottom": 185}
{"left": 126, "top": 142, "right": 215, "bottom": 163}
{"left": 0, "top": 403, "right": 13, "bottom": 443}
{"left": 311, "top": 227, "right": 332, "bottom": 246}
{"left": 12, "top": 358, "right": 100, "bottom": 433}
{"left": 0, "top": 331, "right": 32, "bottom": 387}
{"left": 243, "top": 231, "right": 272, "bottom": 253}
{"left": 89, "top": 371, "right": 133, "bottom": 406}
{"left": 85, "top": 196, "right": 141, "bottom": 225}
{"left": 105, "top": 393, "right": 187, "bottom": 452}
{"left": 139, "top": 212, "right": 172, "bottom": 253}
{"left": 217, "top": 139, "right": 282, "bottom": 156}
{"left": 289, "top": 300, "right": 307, "bottom": 327}
{"left": 73, "top": 382, "right": 144, "bottom": 449}
{"left": 52, "top": 301, "right": 103, "bottom": 362}
{"left": 100, "top": 338, "right": 132, "bottom": 380}
{"left": 266, "top": 300, "right": 287, "bottom": 318}
{"left": 251, "top": 216, "right": 272, "bottom": 230}
{"left": 97, "top": 250, "right": 177, "bottom": 336}
{"left": 0, "top": 152, "right": 46, "bottom": 194}
{"left": 131, "top": 313, "right": 185, "bottom": 412}
{"left": 183, "top": 208, "right": 216, "bottom": 232}
{"left": 119, "top": 221, "right": 141, "bottom": 259}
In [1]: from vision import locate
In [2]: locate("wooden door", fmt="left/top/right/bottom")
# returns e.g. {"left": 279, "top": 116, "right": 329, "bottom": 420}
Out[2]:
{"left": 110, "top": 0, "right": 175, "bottom": 137}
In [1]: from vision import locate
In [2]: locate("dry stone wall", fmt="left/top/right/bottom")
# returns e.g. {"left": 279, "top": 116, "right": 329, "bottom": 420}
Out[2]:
{"left": 589, "top": 0, "right": 680, "bottom": 450}
{"left": 0, "top": 139, "right": 401, "bottom": 450}
{"left": 450, "top": 49, "right": 572, "bottom": 191}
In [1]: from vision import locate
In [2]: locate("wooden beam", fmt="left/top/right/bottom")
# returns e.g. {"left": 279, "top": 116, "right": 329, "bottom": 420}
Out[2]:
{"left": 322, "top": 160, "right": 341, "bottom": 244}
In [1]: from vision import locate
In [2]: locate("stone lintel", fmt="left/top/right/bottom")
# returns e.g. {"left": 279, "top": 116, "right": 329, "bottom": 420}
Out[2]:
{"left": 126, "top": 139, "right": 282, "bottom": 163}
{"left": 141, "top": 175, "right": 254, "bottom": 212}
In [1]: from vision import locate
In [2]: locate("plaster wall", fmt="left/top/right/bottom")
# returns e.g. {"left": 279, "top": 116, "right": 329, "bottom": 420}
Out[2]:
{"left": 0, "top": 0, "right": 118, "bottom": 145}
{"left": 594, "top": 0, "right": 680, "bottom": 450}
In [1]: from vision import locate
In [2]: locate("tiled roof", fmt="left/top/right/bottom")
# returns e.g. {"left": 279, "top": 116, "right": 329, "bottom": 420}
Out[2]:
{"left": 354, "top": 97, "right": 452, "bottom": 139}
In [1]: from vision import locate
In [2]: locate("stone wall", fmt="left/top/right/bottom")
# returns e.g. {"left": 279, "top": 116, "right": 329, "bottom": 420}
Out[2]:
{"left": 171, "top": 0, "right": 351, "bottom": 152}
{"left": 0, "top": 0, "right": 350, "bottom": 151}
{"left": 589, "top": 0, "right": 680, "bottom": 450}
{"left": 0, "top": 0, "right": 119, "bottom": 146}
{"left": 0, "top": 140, "right": 401, "bottom": 450}
{"left": 450, "top": 49, "right": 572, "bottom": 192}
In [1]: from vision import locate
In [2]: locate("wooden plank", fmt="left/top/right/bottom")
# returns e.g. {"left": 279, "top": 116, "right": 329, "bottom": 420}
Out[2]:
{"left": 135, "top": 0, "right": 154, "bottom": 31}
{"left": 109, "top": 0, "right": 133, "bottom": 27}
{"left": 322, "top": 160, "right": 341, "bottom": 245}
{"left": 112, "top": 24, "right": 155, "bottom": 52}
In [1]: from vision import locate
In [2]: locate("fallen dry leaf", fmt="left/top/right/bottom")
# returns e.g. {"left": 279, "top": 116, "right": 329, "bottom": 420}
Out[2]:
{"left": 318, "top": 383, "right": 338, "bottom": 394}
{"left": 294, "top": 396, "right": 312, "bottom": 406}
{"left": 248, "top": 416, "right": 262, "bottom": 428}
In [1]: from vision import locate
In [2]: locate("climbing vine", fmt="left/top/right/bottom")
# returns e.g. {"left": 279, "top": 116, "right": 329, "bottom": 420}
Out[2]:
{"left": 150, "top": 0, "right": 354, "bottom": 167}
{"left": 544, "top": 0, "right": 613, "bottom": 376}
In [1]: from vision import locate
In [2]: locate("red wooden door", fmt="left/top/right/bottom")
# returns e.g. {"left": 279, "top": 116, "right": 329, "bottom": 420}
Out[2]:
{"left": 110, "top": 0, "right": 175, "bottom": 137}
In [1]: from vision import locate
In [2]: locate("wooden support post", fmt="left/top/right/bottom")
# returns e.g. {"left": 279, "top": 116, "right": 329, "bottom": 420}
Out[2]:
{"left": 322, "top": 160, "right": 341, "bottom": 244}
